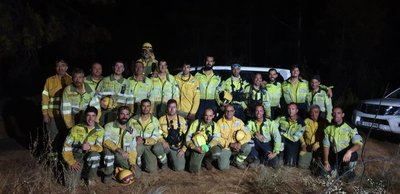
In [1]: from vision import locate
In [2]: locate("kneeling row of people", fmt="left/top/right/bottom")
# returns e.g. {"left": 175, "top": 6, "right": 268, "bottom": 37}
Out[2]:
{"left": 62, "top": 99, "right": 363, "bottom": 184}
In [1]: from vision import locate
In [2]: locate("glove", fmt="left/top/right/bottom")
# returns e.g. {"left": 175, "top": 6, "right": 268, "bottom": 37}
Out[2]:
{"left": 201, "top": 144, "right": 210, "bottom": 153}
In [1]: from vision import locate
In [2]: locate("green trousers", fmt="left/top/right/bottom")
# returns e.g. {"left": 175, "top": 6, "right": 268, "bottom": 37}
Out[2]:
{"left": 137, "top": 142, "right": 166, "bottom": 173}
{"left": 218, "top": 143, "right": 252, "bottom": 170}
{"left": 64, "top": 151, "right": 100, "bottom": 188}
{"left": 189, "top": 145, "right": 221, "bottom": 173}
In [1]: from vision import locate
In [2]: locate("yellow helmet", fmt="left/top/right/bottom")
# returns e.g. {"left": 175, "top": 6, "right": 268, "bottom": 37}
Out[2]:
{"left": 142, "top": 42, "right": 153, "bottom": 50}
{"left": 235, "top": 130, "right": 246, "bottom": 142}
{"left": 100, "top": 96, "right": 114, "bottom": 110}
{"left": 116, "top": 169, "right": 134, "bottom": 185}
{"left": 219, "top": 91, "right": 233, "bottom": 104}
{"left": 192, "top": 133, "right": 207, "bottom": 147}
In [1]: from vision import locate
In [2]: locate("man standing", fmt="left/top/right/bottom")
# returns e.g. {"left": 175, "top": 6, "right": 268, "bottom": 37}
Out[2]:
{"left": 158, "top": 99, "right": 188, "bottom": 171}
{"left": 306, "top": 75, "right": 333, "bottom": 122}
{"left": 137, "top": 42, "right": 158, "bottom": 77}
{"left": 216, "top": 104, "right": 251, "bottom": 170}
{"left": 276, "top": 103, "right": 305, "bottom": 166}
{"left": 128, "top": 61, "right": 152, "bottom": 115}
{"left": 220, "top": 64, "right": 249, "bottom": 121}
{"left": 281, "top": 65, "right": 309, "bottom": 117}
{"left": 61, "top": 68, "right": 100, "bottom": 129}
{"left": 175, "top": 63, "right": 200, "bottom": 122}
{"left": 247, "top": 104, "right": 281, "bottom": 168}
{"left": 97, "top": 61, "right": 133, "bottom": 112}
{"left": 128, "top": 99, "right": 165, "bottom": 173}
{"left": 84, "top": 62, "right": 103, "bottom": 91}
{"left": 102, "top": 106, "right": 140, "bottom": 183}
{"left": 62, "top": 106, "right": 104, "bottom": 186}
{"left": 195, "top": 56, "right": 221, "bottom": 119}
{"left": 244, "top": 73, "right": 272, "bottom": 119}
{"left": 323, "top": 107, "right": 363, "bottom": 179}
{"left": 42, "top": 59, "right": 72, "bottom": 156}
{"left": 150, "top": 60, "right": 179, "bottom": 117}
{"left": 265, "top": 68, "right": 282, "bottom": 120}
{"left": 186, "top": 108, "right": 221, "bottom": 173}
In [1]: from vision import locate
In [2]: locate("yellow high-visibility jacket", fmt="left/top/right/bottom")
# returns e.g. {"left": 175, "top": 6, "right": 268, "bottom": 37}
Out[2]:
{"left": 247, "top": 119, "right": 282, "bottom": 153}
{"left": 97, "top": 74, "right": 133, "bottom": 111}
{"left": 244, "top": 85, "right": 272, "bottom": 118}
{"left": 128, "top": 115, "right": 161, "bottom": 146}
{"left": 62, "top": 123, "right": 104, "bottom": 166}
{"left": 158, "top": 114, "right": 188, "bottom": 151}
{"left": 282, "top": 78, "right": 309, "bottom": 104}
{"left": 42, "top": 74, "right": 72, "bottom": 118}
{"left": 195, "top": 71, "right": 221, "bottom": 100}
{"left": 306, "top": 89, "right": 333, "bottom": 121}
{"left": 186, "top": 119, "right": 221, "bottom": 150}
{"left": 216, "top": 116, "right": 251, "bottom": 149}
{"left": 265, "top": 82, "right": 282, "bottom": 107}
{"left": 137, "top": 58, "right": 158, "bottom": 77}
{"left": 276, "top": 116, "right": 306, "bottom": 142}
{"left": 220, "top": 76, "right": 249, "bottom": 108}
{"left": 84, "top": 75, "right": 103, "bottom": 91}
{"left": 103, "top": 121, "right": 138, "bottom": 166}
{"left": 175, "top": 73, "right": 200, "bottom": 116}
{"left": 323, "top": 122, "right": 363, "bottom": 153}
{"left": 61, "top": 83, "right": 101, "bottom": 129}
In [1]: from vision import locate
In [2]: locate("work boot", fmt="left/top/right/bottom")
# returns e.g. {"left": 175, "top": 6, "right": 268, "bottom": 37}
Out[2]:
{"left": 249, "top": 159, "right": 260, "bottom": 168}
{"left": 233, "top": 161, "right": 247, "bottom": 170}
{"left": 102, "top": 175, "right": 112, "bottom": 184}
{"left": 204, "top": 159, "right": 214, "bottom": 170}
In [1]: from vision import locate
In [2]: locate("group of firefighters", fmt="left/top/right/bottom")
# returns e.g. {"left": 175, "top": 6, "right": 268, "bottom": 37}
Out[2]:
{"left": 41, "top": 42, "right": 363, "bottom": 186}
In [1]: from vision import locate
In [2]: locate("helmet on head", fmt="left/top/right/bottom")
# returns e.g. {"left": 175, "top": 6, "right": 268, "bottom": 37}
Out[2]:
{"left": 142, "top": 42, "right": 153, "bottom": 50}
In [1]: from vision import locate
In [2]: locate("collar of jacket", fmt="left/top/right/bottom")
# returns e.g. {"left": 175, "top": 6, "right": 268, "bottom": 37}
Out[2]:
{"left": 70, "top": 83, "right": 93, "bottom": 94}
{"left": 110, "top": 74, "right": 124, "bottom": 83}
{"left": 285, "top": 116, "right": 305, "bottom": 126}
{"left": 286, "top": 77, "right": 306, "bottom": 83}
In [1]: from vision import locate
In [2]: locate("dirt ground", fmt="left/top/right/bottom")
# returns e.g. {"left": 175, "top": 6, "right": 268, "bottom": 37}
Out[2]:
{"left": 0, "top": 132, "right": 399, "bottom": 194}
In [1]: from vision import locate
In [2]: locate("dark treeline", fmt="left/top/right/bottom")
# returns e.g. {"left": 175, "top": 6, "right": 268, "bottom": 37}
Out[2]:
{"left": 1, "top": 0, "right": 399, "bottom": 105}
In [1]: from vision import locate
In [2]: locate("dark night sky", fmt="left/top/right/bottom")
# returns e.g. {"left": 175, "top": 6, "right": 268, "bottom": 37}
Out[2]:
{"left": 1, "top": 0, "right": 400, "bottom": 103}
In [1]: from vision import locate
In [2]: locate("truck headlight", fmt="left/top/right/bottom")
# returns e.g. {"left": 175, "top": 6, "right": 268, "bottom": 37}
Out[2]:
{"left": 385, "top": 106, "right": 400, "bottom": 115}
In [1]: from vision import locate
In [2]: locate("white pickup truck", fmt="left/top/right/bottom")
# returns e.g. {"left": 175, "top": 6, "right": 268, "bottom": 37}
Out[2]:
{"left": 352, "top": 87, "right": 400, "bottom": 133}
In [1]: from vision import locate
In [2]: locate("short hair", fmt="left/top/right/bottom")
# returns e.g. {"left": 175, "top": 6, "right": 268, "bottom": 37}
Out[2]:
{"left": 290, "top": 64, "right": 300, "bottom": 71}
{"left": 288, "top": 102, "right": 298, "bottom": 108}
{"left": 309, "top": 105, "right": 321, "bottom": 111}
{"left": 56, "top": 59, "right": 68, "bottom": 66}
{"left": 117, "top": 106, "right": 130, "bottom": 114}
{"left": 141, "top": 99, "right": 151, "bottom": 105}
{"left": 204, "top": 108, "right": 215, "bottom": 115}
{"left": 85, "top": 106, "right": 98, "bottom": 116}
{"left": 72, "top": 68, "right": 84, "bottom": 76}
{"left": 114, "top": 60, "right": 124, "bottom": 67}
{"left": 268, "top": 68, "right": 277, "bottom": 73}
{"left": 167, "top": 99, "right": 177, "bottom": 107}
{"left": 91, "top": 62, "right": 101, "bottom": 68}
{"left": 224, "top": 104, "right": 234, "bottom": 112}
{"left": 333, "top": 106, "right": 343, "bottom": 112}
{"left": 182, "top": 62, "right": 191, "bottom": 67}
{"left": 205, "top": 55, "right": 214, "bottom": 61}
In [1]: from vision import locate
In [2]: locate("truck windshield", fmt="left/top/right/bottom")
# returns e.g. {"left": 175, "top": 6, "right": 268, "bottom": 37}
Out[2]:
{"left": 387, "top": 88, "right": 400, "bottom": 99}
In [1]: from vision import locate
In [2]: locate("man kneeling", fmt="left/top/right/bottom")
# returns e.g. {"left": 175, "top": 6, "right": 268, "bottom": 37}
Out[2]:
{"left": 216, "top": 104, "right": 251, "bottom": 170}
{"left": 102, "top": 106, "right": 140, "bottom": 183}
{"left": 62, "top": 106, "right": 104, "bottom": 187}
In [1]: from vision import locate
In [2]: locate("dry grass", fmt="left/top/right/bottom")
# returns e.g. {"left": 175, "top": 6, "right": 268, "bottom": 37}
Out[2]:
{"left": 0, "top": 134, "right": 399, "bottom": 193}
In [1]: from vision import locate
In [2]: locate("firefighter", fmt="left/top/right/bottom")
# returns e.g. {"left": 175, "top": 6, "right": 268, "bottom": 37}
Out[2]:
{"left": 265, "top": 68, "right": 282, "bottom": 120}
{"left": 219, "top": 64, "right": 249, "bottom": 121}
{"left": 306, "top": 75, "right": 333, "bottom": 122}
{"left": 323, "top": 107, "right": 363, "bottom": 180}
{"left": 150, "top": 60, "right": 179, "bottom": 117}
{"left": 61, "top": 68, "right": 101, "bottom": 129}
{"left": 102, "top": 106, "right": 140, "bottom": 183}
{"left": 84, "top": 62, "right": 103, "bottom": 91}
{"left": 276, "top": 103, "right": 306, "bottom": 166}
{"left": 244, "top": 73, "right": 272, "bottom": 119}
{"left": 175, "top": 63, "right": 200, "bottom": 122}
{"left": 97, "top": 61, "right": 134, "bottom": 112}
{"left": 298, "top": 105, "right": 328, "bottom": 170}
{"left": 158, "top": 99, "right": 188, "bottom": 171}
{"left": 128, "top": 61, "right": 152, "bottom": 115}
{"left": 128, "top": 99, "right": 165, "bottom": 173}
{"left": 137, "top": 42, "right": 158, "bottom": 77}
{"left": 41, "top": 59, "right": 72, "bottom": 157}
{"left": 216, "top": 104, "right": 251, "bottom": 170}
{"left": 62, "top": 106, "right": 104, "bottom": 186}
{"left": 247, "top": 104, "right": 282, "bottom": 168}
{"left": 195, "top": 56, "right": 221, "bottom": 119}
{"left": 186, "top": 108, "right": 222, "bottom": 173}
